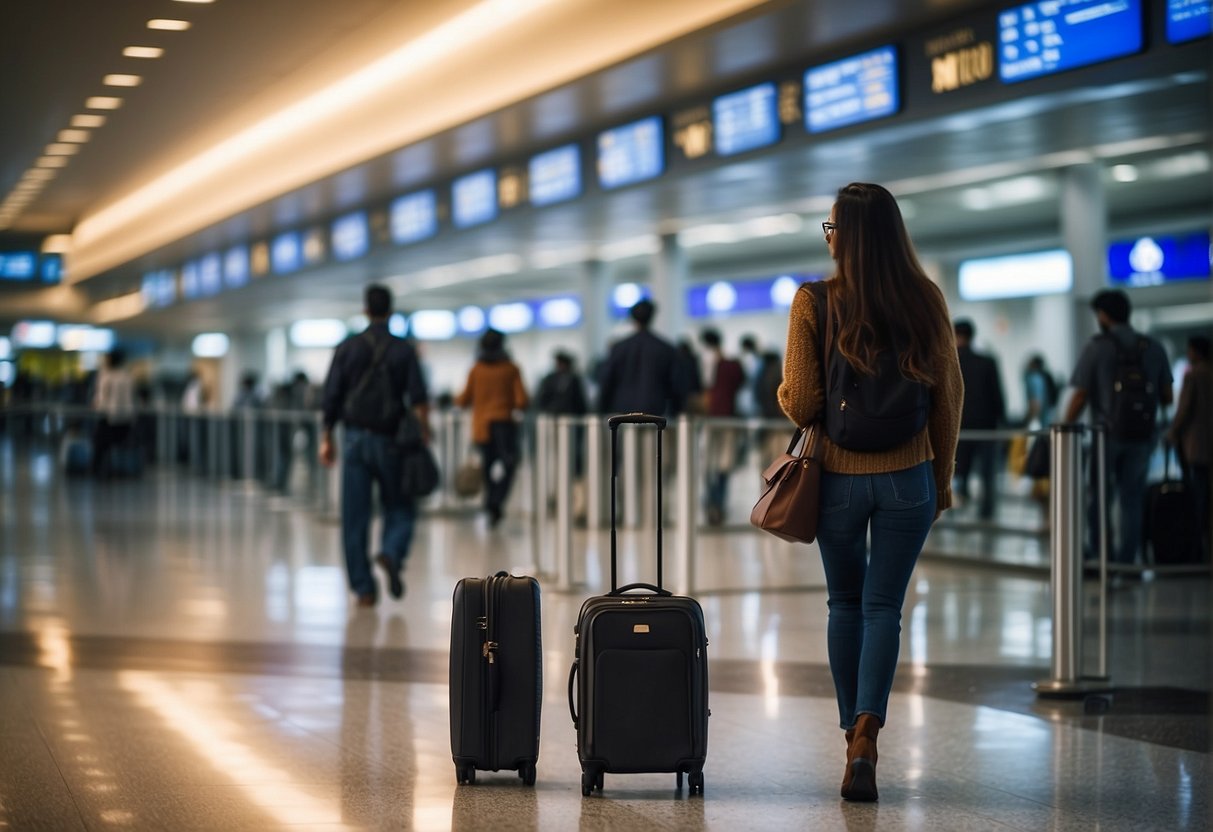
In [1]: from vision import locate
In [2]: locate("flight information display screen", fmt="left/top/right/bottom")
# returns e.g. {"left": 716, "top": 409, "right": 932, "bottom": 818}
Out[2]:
{"left": 271, "top": 231, "right": 302, "bottom": 274}
{"left": 224, "top": 246, "right": 249, "bottom": 288}
{"left": 331, "top": 211, "right": 369, "bottom": 261}
{"left": 712, "top": 82, "right": 780, "bottom": 156}
{"left": 1167, "top": 0, "right": 1211, "bottom": 43}
{"left": 41, "top": 254, "right": 62, "bottom": 284}
{"left": 198, "top": 253, "right": 222, "bottom": 296}
{"left": 452, "top": 169, "right": 499, "bottom": 228}
{"left": 597, "top": 117, "right": 664, "bottom": 189}
{"left": 804, "top": 46, "right": 899, "bottom": 133}
{"left": 390, "top": 190, "right": 438, "bottom": 245}
{"left": 998, "top": 0, "right": 1143, "bottom": 83}
{"left": 529, "top": 144, "right": 581, "bottom": 207}
{"left": 0, "top": 252, "right": 37, "bottom": 280}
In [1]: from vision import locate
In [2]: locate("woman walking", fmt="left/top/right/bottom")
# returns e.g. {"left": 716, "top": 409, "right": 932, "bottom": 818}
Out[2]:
{"left": 778, "top": 183, "right": 963, "bottom": 801}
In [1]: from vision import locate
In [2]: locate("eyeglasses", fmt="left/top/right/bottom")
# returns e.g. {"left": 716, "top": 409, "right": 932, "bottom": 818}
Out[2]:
{"left": 822, "top": 221, "right": 837, "bottom": 237}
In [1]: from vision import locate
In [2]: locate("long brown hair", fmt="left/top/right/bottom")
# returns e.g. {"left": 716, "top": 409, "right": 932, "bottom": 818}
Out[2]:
{"left": 826, "top": 182, "right": 950, "bottom": 384}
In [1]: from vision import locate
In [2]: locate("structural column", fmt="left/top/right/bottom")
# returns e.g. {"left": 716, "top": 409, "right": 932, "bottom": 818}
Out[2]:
{"left": 1060, "top": 164, "right": 1108, "bottom": 360}
{"left": 650, "top": 233, "right": 689, "bottom": 344}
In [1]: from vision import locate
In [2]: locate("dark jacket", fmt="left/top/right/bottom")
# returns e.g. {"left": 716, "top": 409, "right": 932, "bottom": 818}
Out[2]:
{"left": 321, "top": 324, "right": 428, "bottom": 433}
{"left": 957, "top": 345, "right": 1006, "bottom": 430}
{"left": 536, "top": 369, "right": 588, "bottom": 415}
{"left": 597, "top": 329, "right": 687, "bottom": 416}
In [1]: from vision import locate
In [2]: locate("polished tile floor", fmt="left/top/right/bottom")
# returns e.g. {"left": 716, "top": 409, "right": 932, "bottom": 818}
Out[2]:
{"left": 0, "top": 436, "right": 1209, "bottom": 830}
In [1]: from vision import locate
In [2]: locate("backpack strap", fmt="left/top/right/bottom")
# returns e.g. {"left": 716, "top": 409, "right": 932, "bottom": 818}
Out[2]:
{"left": 806, "top": 281, "right": 834, "bottom": 412}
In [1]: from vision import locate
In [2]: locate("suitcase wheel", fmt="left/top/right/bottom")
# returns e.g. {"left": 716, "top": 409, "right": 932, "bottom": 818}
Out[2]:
{"left": 519, "top": 763, "right": 536, "bottom": 786}
{"left": 688, "top": 769, "right": 705, "bottom": 795}
{"left": 456, "top": 764, "right": 476, "bottom": 785}
{"left": 580, "top": 769, "right": 604, "bottom": 796}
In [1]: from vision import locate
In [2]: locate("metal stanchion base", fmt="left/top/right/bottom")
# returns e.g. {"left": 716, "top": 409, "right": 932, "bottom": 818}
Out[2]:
{"left": 1033, "top": 677, "right": 1115, "bottom": 699}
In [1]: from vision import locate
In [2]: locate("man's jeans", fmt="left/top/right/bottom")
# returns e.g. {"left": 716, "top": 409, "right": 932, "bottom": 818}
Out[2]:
{"left": 341, "top": 426, "right": 416, "bottom": 597}
{"left": 1088, "top": 438, "right": 1152, "bottom": 566}
{"left": 815, "top": 461, "right": 936, "bottom": 729}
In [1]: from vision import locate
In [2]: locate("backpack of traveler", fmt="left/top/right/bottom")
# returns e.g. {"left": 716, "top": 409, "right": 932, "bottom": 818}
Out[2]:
{"left": 1103, "top": 334, "right": 1158, "bottom": 442}
{"left": 342, "top": 331, "right": 403, "bottom": 434}
{"left": 809, "top": 282, "right": 930, "bottom": 452}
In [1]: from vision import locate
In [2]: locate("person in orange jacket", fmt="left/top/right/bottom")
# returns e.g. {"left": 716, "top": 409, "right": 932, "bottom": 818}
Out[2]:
{"left": 456, "top": 328, "right": 529, "bottom": 527}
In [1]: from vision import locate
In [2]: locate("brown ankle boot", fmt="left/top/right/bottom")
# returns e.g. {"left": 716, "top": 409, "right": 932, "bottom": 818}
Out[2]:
{"left": 841, "top": 713, "right": 880, "bottom": 802}
{"left": 840, "top": 728, "right": 856, "bottom": 794}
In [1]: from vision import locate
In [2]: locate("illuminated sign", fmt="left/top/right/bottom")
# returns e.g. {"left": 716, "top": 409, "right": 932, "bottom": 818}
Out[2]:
{"left": 713, "top": 82, "right": 781, "bottom": 156}
{"left": 687, "top": 274, "right": 822, "bottom": 317}
{"left": 926, "top": 28, "right": 996, "bottom": 93}
{"left": 0, "top": 252, "right": 37, "bottom": 280}
{"left": 1168, "top": 0, "right": 1211, "bottom": 43}
{"left": 1108, "top": 231, "right": 1211, "bottom": 286}
{"left": 958, "top": 249, "right": 1073, "bottom": 300}
{"left": 331, "top": 211, "right": 369, "bottom": 261}
{"left": 142, "top": 270, "right": 176, "bottom": 308}
{"left": 224, "top": 246, "right": 249, "bottom": 288}
{"left": 597, "top": 117, "right": 664, "bottom": 189}
{"left": 390, "top": 190, "right": 438, "bottom": 245}
{"left": 452, "top": 169, "right": 498, "bottom": 228}
{"left": 529, "top": 145, "right": 582, "bottom": 207}
{"left": 998, "top": 0, "right": 1143, "bottom": 83}
{"left": 41, "top": 254, "right": 62, "bottom": 284}
{"left": 198, "top": 253, "right": 222, "bottom": 296}
{"left": 271, "top": 232, "right": 302, "bottom": 274}
{"left": 804, "top": 45, "right": 900, "bottom": 133}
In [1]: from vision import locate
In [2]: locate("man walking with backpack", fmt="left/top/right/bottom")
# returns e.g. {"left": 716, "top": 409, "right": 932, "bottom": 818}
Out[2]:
{"left": 1065, "top": 290, "right": 1172, "bottom": 572}
{"left": 321, "top": 285, "right": 430, "bottom": 608}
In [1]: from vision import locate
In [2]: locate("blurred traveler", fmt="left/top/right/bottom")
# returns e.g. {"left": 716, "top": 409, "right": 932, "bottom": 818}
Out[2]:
{"left": 676, "top": 337, "right": 705, "bottom": 414}
{"left": 181, "top": 370, "right": 207, "bottom": 413}
{"left": 1164, "top": 335, "right": 1210, "bottom": 552}
{"left": 597, "top": 299, "right": 688, "bottom": 417}
{"left": 699, "top": 327, "right": 745, "bottom": 525}
{"left": 536, "top": 350, "right": 588, "bottom": 476}
{"left": 456, "top": 328, "right": 529, "bottom": 528}
{"left": 753, "top": 344, "right": 786, "bottom": 462}
{"left": 321, "top": 284, "right": 430, "bottom": 608}
{"left": 738, "top": 334, "right": 762, "bottom": 417}
{"left": 233, "top": 371, "right": 263, "bottom": 409}
{"left": 778, "top": 182, "right": 962, "bottom": 802}
{"left": 1065, "top": 289, "right": 1172, "bottom": 569}
{"left": 91, "top": 348, "right": 136, "bottom": 476}
{"left": 1024, "top": 354, "right": 1060, "bottom": 428}
{"left": 952, "top": 319, "right": 1006, "bottom": 520}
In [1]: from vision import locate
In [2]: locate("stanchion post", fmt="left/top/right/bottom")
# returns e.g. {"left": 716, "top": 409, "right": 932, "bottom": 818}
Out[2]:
{"left": 556, "top": 416, "right": 574, "bottom": 590}
{"left": 586, "top": 417, "right": 601, "bottom": 530}
{"left": 674, "top": 414, "right": 697, "bottom": 595}
{"left": 1035, "top": 423, "right": 1112, "bottom": 697}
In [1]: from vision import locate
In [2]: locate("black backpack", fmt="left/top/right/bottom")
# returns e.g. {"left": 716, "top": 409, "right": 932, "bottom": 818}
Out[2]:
{"left": 809, "top": 282, "right": 930, "bottom": 452}
{"left": 342, "top": 332, "right": 403, "bottom": 434}
{"left": 1103, "top": 334, "right": 1157, "bottom": 442}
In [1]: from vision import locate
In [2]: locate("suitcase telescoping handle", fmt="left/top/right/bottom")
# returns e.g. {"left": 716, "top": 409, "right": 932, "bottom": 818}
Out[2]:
{"left": 607, "top": 413, "right": 669, "bottom": 595}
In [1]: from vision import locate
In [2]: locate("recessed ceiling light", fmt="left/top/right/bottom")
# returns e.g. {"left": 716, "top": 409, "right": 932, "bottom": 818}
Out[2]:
{"left": 36, "top": 156, "right": 71, "bottom": 168}
{"left": 1111, "top": 164, "right": 1139, "bottom": 182}
{"left": 25, "top": 169, "right": 57, "bottom": 180}
{"left": 58, "top": 129, "right": 91, "bottom": 143}
{"left": 147, "top": 19, "right": 191, "bottom": 31}
{"left": 85, "top": 96, "right": 124, "bottom": 110}
{"left": 123, "top": 46, "right": 164, "bottom": 59}
{"left": 103, "top": 74, "right": 143, "bottom": 87}
{"left": 72, "top": 114, "right": 107, "bottom": 128}
{"left": 45, "top": 143, "right": 81, "bottom": 156}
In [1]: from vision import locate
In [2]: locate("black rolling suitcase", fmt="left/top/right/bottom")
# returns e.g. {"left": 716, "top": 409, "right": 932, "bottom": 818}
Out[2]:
{"left": 449, "top": 571, "right": 542, "bottom": 785}
{"left": 1144, "top": 450, "right": 1203, "bottom": 564}
{"left": 567, "top": 413, "right": 709, "bottom": 796}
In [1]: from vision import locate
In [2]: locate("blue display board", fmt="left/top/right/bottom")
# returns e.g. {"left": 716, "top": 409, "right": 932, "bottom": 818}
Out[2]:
{"left": 804, "top": 46, "right": 899, "bottom": 133}
{"left": 597, "top": 117, "right": 664, "bottom": 189}
{"left": 529, "top": 144, "right": 582, "bottom": 207}
{"left": 1108, "top": 231, "right": 1211, "bottom": 286}
{"left": 713, "top": 82, "right": 780, "bottom": 156}
{"left": 40, "top": 254, "right": 62, "bottom": 284}
{"left": 0, "top": 252, "right": 37, "bottom": 280}
{"left": 390, "top": 190, "right": 438, "bottom": 245}
{"left": 452, "top": 169, "right": 498, "bottom": 228}
{"left": 142, "top": 270, "right": 177, "bottom": 308}
{"left": 331, "top": 211, "right": 369, "bottom": 261}
{"left": 224, "top": 246, "right": 249, "bottom": 288}
{"left": 998, "top": 0, "right": 1143, "bottom": 83}
{"left": 198, "top": 253, "right": 222, "bottom": 296}
{"left": 271, "top": 231, "right": 302, "bottom": 274}
{"left": 1168, "top": 0, "right": 1211, "bottom": 42}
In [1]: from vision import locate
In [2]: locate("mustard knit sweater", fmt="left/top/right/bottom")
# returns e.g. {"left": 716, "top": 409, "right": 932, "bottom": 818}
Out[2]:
{"left": 776, "top": 280, "right": 964, "bottom": 511}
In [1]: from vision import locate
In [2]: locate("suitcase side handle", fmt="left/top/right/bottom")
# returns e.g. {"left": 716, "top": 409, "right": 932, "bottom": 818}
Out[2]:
{"left": 608, "top": 582, "right": 672, "bottom": 598}
{"left": 608, "top": 412, "right": 667, "bottom": 429}
{"left": 567, "top": 660, "right": 579, "bottom": 729}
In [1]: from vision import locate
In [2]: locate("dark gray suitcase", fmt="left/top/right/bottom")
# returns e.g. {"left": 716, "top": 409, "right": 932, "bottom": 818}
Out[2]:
{"left": 449, "top": 571, "right": 542, "bottom": 785}
{"left": 1144, "top": 451, "right": 1204, "bottom": 564}
{"left": 567, "top": 413, "right": 709, "bottom": 796}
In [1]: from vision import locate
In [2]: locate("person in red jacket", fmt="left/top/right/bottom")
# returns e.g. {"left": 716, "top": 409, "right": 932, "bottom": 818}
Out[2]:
{"left": 699, "top": 327, "right": 746, "bottom": 526}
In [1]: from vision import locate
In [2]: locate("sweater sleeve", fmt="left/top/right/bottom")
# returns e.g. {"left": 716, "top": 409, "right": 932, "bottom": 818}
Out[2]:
{"left": 512, "top": 365, "right": 529, "bottom": 411}
{"left": 777, "top": 285, "right": 824, "bottom": 428}
{"left": 928, "top": 324, "right": 964, "bottom": 511}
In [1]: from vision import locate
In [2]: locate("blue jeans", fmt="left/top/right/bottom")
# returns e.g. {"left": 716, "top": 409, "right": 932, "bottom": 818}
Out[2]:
{"left": 815, "top": 461, "right": 936, "bottom": 729}
{"left": 341, "top": 427, "right": 416, "bottom": 597}
{"left": 1087, "top": 438, "right": 1152, "bottom": 566}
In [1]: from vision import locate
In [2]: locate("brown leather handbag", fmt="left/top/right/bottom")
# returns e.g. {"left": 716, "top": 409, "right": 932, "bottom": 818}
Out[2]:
{"left": 749, "top": 425, "right": 825, "bottom": 544}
